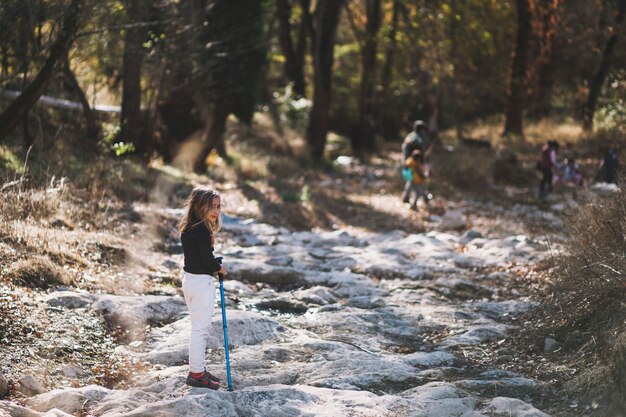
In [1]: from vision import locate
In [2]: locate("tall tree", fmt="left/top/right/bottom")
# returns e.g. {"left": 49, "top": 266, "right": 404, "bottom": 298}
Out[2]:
{"left": 448, "top": 0, "right": 463, "bottom": 140}
{"left": 0, "top": 0, "right": 84, "bottom": 143}
{"left": 191, "top": 0, "right": 267, "bottom": 172}
{"left": 504, "top": 0, "right": 532, "bottom": 137}
{"left": 276, "top": 0, "right": 309, "bottom": 96}
{"left": 306, "top": 0, "right": 344, "bottom": 161}
{"left": 379, "top": 0, "right": 400, "bottom": 142}
{"left": 583, "top": 0, "right": 626, "bottom": 131}
{"left": 63, "top": 55, "right": 100, "bottom": 143}
{"left": 120, "top": 0, "right": 150, "bottom": 147}
{"left": 528, "top": 0, "right": 561, "bottom": 118}
{"left": 352, "top": 0, "right": 381, "bottom": 153}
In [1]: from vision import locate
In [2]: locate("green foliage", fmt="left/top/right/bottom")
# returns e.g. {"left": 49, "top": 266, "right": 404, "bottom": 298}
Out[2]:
{"left": 274, "top": 85, "right": 312, "bottom": 131}
{"left": 101, "top": 124, "right": 135, "bottom": 156}
{"left": 280, "top": 185, "right": 310, "bottom": 203}
{"left": 111, "top": 142, "right": 136, "bottom": 156}
{"left": 0, "top": 146, "right": 25, "bottom": 175}
{"left": 595, "top": 100, "right": 626, "bottom": 133}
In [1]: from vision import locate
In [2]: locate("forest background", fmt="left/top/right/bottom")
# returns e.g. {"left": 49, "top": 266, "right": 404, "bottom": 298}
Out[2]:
{"left": 0, "top": 0, "right": 624, "bottom": 167}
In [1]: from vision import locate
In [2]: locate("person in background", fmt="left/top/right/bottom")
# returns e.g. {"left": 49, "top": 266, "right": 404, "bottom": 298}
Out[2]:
{"left": 537, "top": 140, "right": 560, "bottom": 201}
{"left": 179, "top": 186, "right": 228, "bottom": 390}
{"left": 559, "top": 157, "right": 585, "bottom": 187}
{"left": 402, "top": 120, "right": 431, "bottom": 162}
{"left": 402, "top": 120, "right": 433, "bottom": 203}
{"left": 598, "top": 145, "right": 620, "bottom": 184}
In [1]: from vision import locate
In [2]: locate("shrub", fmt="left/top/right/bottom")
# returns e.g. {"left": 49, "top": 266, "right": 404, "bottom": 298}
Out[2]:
{"left": 5, "top": 256, "right": 73, "bottom": 289}
{"left": 0, "top": 185, "right": 58, "bottom": 223}
{"left": 550, "top": 187, "right": 626, "bottom": 413}
{"left": 552, "top": 188, "right": 625, "bottom": 331}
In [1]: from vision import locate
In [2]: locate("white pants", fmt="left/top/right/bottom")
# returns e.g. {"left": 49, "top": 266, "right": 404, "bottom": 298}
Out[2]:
{"left": 182, "top": 272, "right": 216, "bottom": 373}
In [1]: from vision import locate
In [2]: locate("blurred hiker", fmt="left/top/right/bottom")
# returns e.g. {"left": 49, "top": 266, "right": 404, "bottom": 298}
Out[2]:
{"left": 402, "top": 149, "right": 427, "bottom": 210}
{"left": 402, "top": 120, "right": 433, "bottom": 201}
{"left": 559, "top": 157, "right": 584, "bottom": 187}
{"left": 536, "top": 140, "right": 559, "bottom": 201}
{"left": 402, "top": 120, "right": 431, "bottom": 162}
{"left": 598, "top": 145, "right": 620, "bottom": 184}
{"left": 179, "top": 186, "right": 227, "bottom": 390}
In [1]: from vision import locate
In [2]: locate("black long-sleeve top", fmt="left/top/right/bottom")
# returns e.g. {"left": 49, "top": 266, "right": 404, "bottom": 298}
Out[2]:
{"left": 181, "top": 222, "right": 222, "bottom": 275}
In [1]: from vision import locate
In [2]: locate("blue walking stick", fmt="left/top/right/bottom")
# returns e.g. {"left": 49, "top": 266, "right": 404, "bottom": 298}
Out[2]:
{"left": 218, "top": 273, "right": 233, "bottom": 391}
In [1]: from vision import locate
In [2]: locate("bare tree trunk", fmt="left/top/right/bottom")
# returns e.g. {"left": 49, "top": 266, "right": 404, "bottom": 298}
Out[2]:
{"left": 120, "top": 0, "right": 149, "bottom": 147}
{"left": 583, "top": 0, "right": 625, "bottom": 131}
{"left": 63, "top": 57, "right": 100, "bottom": 143}
{"left": 504, "top": 0, "right": 532, "bottom": 137}
{"left": 306, "top": 0, "right": 344, "bottom": 161}
{"left": 449, "top": 0, "right": 462, "bottom": 140}
{"left": 532, "top": 46, "right": 557, "bottom": 118}
{"left": 352, "top": 0, "right": 381, "bottom": 154}
{"left": 0, "top": 0, "right": 83, "bottom": 143}
{"left": 193, "top": 100, "right": 231, "bottom": 173}
{"left": 379, "top": 0, "right": 400, "bottom": 142}
{"left": 276, "top": 0, "right": 308, "bottom": 96}
{"left": 529, "top": 0, "right": 561, "bottom": 119}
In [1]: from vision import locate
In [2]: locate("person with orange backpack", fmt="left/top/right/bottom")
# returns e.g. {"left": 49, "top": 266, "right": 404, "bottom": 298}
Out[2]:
{"left": 402, "top": 149, "right": 427, "bottom": 211}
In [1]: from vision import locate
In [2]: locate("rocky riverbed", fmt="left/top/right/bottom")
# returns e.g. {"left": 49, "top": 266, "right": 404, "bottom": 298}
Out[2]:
{"left": 1, "top": 188, "right": 582, "bottom": 417}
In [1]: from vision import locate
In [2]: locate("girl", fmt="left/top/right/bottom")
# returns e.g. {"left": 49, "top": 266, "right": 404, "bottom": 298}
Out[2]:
{"left": 179, "top": 186, "right": 227, "bottom": 389}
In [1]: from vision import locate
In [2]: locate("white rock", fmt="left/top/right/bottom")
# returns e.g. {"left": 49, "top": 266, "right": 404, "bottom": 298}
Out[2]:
{"left": 136, "top": 310, "right": 283, "bottom": 365}
{"left": 438, "top": 210, "right": 467, "bottom": 231}
{"left": 483, "top": 396, "right": 551, "bottom": 416}
{"left": 26, "top": 385, "right": 110, "bottom": 413}
{"left": 402, "top": 351, "right": 457, "bottom": 368}
{"left": 407, "top": 397, "right": 482, "bottom": 417}
{"left": 401, "top": 381, "right": 466, "bottom": 400}
{"left": 442, "top": 324, "right": 509, "bottom": 346}
{"left": 17, "top": 375, "right": 46, "bottom": 397}
{"left": 590, "top": 182, "right": 619, "bottom": 195}
{"left": 91, "top": 294, "right": 186, "bottom": 331}
{"left": 41, "top": 410, "right": 75, "bottom": 417}
{"left": 292, "top": 286, "right": 337, "bottom": 305}
{"left": 0, "top": 401, "right": 44, "bottom": 416}
{"left": 45, "top": 291, "right": 95, "bottom": 309}
{"left": 59, "top": 367, "right": 88, "bottom": 378}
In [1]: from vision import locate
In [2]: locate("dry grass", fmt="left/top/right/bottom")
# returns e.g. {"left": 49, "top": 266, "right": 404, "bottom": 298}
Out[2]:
{"left": 430, "top": 150, "right": 493, "bottom": 193}
{"left": 552, "top": 188, "right": 625, "bottom": 332}
{"left": 544, "top": 187, "right": 626, "bottom": 414}
{"left": 441, "top": 117, "right": 585, "bottom": 148}
{"left": 5, "top": 256, "right": 73, "bottom": 288}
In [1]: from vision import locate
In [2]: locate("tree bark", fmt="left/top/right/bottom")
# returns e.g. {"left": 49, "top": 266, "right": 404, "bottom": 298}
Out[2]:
{"left": 0, "top": 0, "right": 83, "bottom": 143}
{"left": 306, "top": 0, "right": 344, "bottom": 162}
{"left": 63, "top": 58, "right": 100, "bottom": 143}
{"left": 528, "top": 0, "right": 561, "bottom": 119}
{"left": 352, "top": 0, "right": 381, "bottom": 154}
{"left": 276, "top": 0, "right": 308, "bottom": 96}
{"left": 193, "top": 100, "right": 231, "bottom": 173}
{"left": 583, "top": 0, "right": 625, "bottom": 131}
{"left": 449, "top": 0, "right": 463, "bottom": 140}
{"left": 120, "top": 0, "right": 149, "bottom": 148}
{"left": 503, "top": 0, "right": 532, "bottom": 137}
{"left": 379, "top": 0, "right": 400, "bottom": 142}
{"left": 532, "top": 46, "right": 557, "bottom": 118}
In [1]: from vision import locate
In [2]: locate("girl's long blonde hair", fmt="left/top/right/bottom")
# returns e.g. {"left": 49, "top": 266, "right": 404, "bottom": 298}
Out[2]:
{"left": 178, "top": 186, "right": 221, "bottom": 243}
